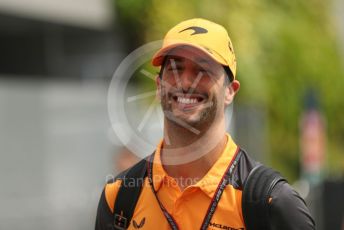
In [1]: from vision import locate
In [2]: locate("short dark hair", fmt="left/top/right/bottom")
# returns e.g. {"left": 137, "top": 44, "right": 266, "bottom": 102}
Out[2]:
{"left": 158, "top": 56, "right": 234, "bottom": 84}
{"left": 223, "top": 66, "right": 234, "bottom": 85}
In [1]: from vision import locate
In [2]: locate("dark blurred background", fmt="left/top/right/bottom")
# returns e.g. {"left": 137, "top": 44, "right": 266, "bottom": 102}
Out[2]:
{"left": 0, "top": 0, "right": 343, "bottom": 229}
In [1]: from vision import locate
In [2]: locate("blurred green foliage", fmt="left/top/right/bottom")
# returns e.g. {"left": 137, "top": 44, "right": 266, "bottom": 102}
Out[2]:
{"left": 114, "top": 0, "right": 344, "bottom": 181}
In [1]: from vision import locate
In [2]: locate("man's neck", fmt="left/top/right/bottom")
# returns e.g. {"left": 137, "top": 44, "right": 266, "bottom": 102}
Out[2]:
{"left": 160, "top": 119, "right": 227, "bottom": 191}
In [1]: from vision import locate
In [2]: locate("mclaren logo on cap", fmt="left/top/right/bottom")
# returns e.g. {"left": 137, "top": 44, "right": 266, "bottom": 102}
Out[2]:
{"left": 179, "top": 26, "right": 208, "bottom": 35}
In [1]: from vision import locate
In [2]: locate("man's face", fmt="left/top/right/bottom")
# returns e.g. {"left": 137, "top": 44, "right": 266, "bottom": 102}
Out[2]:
{"left": 156, "top": 46, "right": 232, "bottom": 129}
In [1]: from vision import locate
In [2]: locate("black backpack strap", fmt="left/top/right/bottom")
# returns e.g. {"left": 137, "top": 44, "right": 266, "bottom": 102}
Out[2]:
{"left": 242, "top": 164, "right": 287, "bottom": 230}
{"left": 113, "top": 158, "right": 148, "bottom": 230}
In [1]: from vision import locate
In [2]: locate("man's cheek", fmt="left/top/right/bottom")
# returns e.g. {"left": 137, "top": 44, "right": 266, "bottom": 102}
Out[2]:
{"left": 159, "top": 86, "right": 168, "bottom": 98}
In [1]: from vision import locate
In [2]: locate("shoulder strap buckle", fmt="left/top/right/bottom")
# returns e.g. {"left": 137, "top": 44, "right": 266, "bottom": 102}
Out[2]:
{"left": 114, "top": 211, "right": 128, "bottom": 230}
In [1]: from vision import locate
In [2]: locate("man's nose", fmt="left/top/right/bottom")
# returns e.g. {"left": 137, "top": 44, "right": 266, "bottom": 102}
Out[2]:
{"left": 179, "top": 69, "right": 197, "bottom": 91}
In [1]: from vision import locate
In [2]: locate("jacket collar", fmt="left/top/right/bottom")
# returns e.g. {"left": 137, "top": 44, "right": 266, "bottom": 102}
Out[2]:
{"left": 151, "top": 133, "right": 238, "bottom": 198}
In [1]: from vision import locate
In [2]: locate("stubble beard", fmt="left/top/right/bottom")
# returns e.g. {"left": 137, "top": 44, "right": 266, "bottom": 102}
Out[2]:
{"left": 160, "top": 89, "right": 219, "bottom": 131}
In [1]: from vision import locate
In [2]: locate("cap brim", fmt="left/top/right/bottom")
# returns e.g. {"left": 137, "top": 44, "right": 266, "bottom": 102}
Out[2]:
{"left": 151, "top": 42, "right": 227, "bottom": 67}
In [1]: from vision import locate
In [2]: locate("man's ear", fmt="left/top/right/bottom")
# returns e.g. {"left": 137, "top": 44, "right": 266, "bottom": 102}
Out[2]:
{"left": 224, "top": 80, "right": 240, "bottom": 106}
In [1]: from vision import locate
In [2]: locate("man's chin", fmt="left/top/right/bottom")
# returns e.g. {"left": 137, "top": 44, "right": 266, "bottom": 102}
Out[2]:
{"left": 177, "top": 116, "right": 201, "bottom": 126}
{"left": 167, "top": 111, "right": 205, "bottom": 128}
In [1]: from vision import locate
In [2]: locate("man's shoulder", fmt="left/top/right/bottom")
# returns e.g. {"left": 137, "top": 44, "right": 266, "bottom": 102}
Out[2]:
{"left": 95, "top": 175, "right": 125, "bottom": 229}
{"left": 236, "top": 150, "right": 316, "bottom": 229}
{"left": 229, "top": 148, "right": 259, "bottom": 189}
{"left": 104, "top": 158, "right": 148, "bottom": 211}
{"left": 103, "top": 178, "right": 122, "bottom": 213}
{"left": 103, "top": 165, "right": 132, "bottom": 208}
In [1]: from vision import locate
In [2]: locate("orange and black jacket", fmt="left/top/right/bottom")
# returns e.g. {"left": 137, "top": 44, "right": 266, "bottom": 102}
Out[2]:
{"left": 95, "top": 135, "right": 315, "bottom": 230}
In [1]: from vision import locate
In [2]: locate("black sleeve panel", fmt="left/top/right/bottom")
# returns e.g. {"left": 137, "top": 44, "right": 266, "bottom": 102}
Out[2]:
{"left": 95, "top": 188, "right": 114, "bottom": 230}
{"left": 269, "top": 182, "right": 316, "bottom": 230}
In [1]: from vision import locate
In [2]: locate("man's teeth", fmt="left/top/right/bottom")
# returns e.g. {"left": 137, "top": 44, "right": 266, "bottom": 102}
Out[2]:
{"left": 177, "top": 97, "right": 198, "bottom": 104}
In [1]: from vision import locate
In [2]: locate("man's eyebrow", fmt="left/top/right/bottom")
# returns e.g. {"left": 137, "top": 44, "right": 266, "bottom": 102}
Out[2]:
{"left": 165, "top": 55, "right": 214, "bottom": 68}
{"left": 194, "top": 58, "right": 213, "bottom": 68}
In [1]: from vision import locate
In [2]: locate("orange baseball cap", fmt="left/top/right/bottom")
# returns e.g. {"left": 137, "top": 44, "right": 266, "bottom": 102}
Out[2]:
{"left": 152, "top": 18, "right": 237, "bottom": 78}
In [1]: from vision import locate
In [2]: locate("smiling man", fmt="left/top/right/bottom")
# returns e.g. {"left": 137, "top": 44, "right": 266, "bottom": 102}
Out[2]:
{"left": 96, "top": 18, "right": 315, "bottom": 230}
